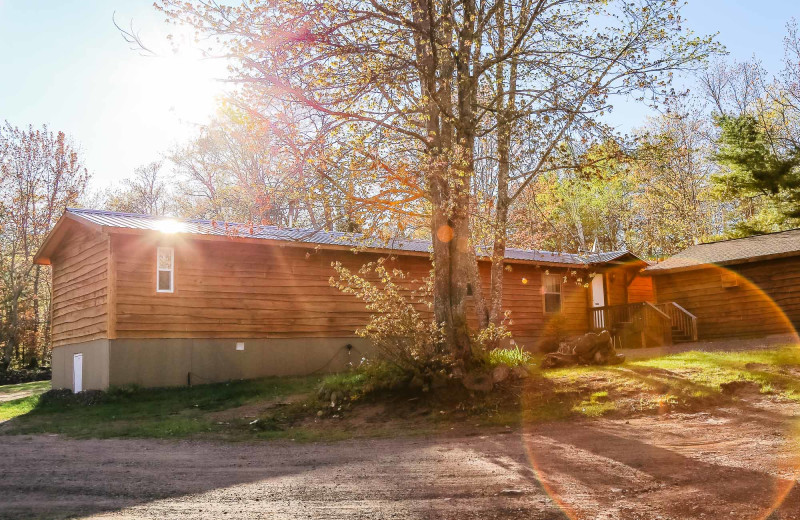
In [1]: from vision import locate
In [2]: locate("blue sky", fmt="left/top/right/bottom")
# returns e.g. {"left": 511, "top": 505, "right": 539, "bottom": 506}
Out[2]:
{"left": 0, "top": 1, "right": 798, "bottom": 188}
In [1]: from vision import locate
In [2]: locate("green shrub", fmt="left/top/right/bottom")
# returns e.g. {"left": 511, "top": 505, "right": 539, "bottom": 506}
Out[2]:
{"left": 0, "top": 367, "right": 51, "bottom": 385}
{"left": 488, "top": 345, "right": 532, "bottom": 367}
{"left": 471, "top": 320, "right": 512, "bottom": 352}
{"left": 330, "top": 259, "right": 451, "bottom": 379}
{"left": 318, "top": 362, "right": 409, "bottom": 401}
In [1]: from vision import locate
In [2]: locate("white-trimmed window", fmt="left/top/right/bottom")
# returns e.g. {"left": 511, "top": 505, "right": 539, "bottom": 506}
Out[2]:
{"left": 156, "top": 247, "right": 174, "bottom": 293}
{"left": 543, "top": 274, "right": 562, "bottom": 313}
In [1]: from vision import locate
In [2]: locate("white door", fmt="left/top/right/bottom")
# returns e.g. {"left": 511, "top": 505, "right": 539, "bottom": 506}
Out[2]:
{"left": 73, "top": 353, "right": 83, "bottom": 393}
{"left": 591, "top": 274, "right": 606, "bottom": 329}
{"left": 591, "top": 274, "right": 605, "bottom": 307}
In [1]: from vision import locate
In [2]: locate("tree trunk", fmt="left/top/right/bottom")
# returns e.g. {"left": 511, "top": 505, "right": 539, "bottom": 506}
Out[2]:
{"left": 447, "top": 0, "right": 480, "bottom": 362}
{"left": 490, "top": 187, "right": 510, "bottom": 324}
{"left": 468, "top": 247, "right": 489, "bottom": 329}
{"left": 448, "top": 199, "right": 474, "bottom": 362}
{"left": 30, "top": 265, "right": 41, "bottom": 365}
{"left": 489, "top": 0, "right": 517, "bottom": 325}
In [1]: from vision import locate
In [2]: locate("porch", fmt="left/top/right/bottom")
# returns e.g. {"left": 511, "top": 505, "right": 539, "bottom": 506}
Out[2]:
{"left": 588, "top": 301, "right": 698, "bottom": 349}
{"left": 586, "top": 253, "right": 698, "bottom": 349}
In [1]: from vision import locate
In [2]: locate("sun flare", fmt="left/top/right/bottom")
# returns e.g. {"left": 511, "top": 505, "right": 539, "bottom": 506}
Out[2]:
{"left": 154, "top": 218, "right": 185, "bottom": 234}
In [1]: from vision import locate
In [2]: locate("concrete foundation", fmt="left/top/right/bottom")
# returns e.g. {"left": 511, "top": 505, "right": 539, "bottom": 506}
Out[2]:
{"left": 51, "top": 339, "right": 110, "bottom": 391}
{"left": 51, "top": 337, "right": 372, "bottom": 390}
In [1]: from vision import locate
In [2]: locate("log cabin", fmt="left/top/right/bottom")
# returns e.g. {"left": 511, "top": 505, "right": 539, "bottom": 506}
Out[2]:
{"left": 35, "top": 208, "right": 660, "bottom": 391}
{"left": 645, "top": 229, "right": 800, "bottom": 341}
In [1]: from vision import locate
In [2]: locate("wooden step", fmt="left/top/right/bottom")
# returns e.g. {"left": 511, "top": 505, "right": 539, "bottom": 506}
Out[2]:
{"left": 671, "top": 331, "right": 691, "bottom": 341}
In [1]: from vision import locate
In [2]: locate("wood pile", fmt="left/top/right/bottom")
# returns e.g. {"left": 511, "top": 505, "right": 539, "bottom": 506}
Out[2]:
{"left": 541, "top": 330, "right": 625, "bottom": 368}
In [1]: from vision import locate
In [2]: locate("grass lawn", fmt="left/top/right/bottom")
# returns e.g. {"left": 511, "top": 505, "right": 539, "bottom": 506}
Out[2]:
{"left": 1, "top": 345, "right": 799, "bottom": 441}
{"left": 514, "top": 346, "right": 800, "bottom": 422}
{"left": 0, "top": 381, "right": 50, "bottom": 397}
{"left": 0, "top": 377, "right": 319, "bottom": 439}
{"left": 0, "top": 381, "right": 51, "bottom": 422}
{"left": 0, "top": 380, "right": 50, "bottom": 397}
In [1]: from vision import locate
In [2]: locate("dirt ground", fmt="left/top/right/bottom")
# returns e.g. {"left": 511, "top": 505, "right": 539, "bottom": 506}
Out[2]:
{"left": 0, "top": 382, "right": 49, "bottom": 403}
{"left": 0, "top": 389, "right": 37, "bottom": 403}
{"left": 1, "top": 394, "right": 799, "bottom": 520}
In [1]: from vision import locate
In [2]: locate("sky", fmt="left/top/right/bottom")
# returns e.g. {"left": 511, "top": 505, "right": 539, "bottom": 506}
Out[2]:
{"left": 0, "top": 1, "right": 228, "bottom": 189}
{"left": 0, "top": 1, "right": 798, "bottom": 189}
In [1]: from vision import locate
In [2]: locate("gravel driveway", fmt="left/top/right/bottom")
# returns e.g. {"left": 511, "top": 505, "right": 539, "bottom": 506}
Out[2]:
{"left": 2, "top": 394, "right": 799, "bottom": 520}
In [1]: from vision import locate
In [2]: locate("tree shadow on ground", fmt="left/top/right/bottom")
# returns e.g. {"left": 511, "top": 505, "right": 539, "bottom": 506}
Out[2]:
{"left": 518, "top": 419, "right": 800, "bottom": 519}
{"left": 0, "top": 432, "right": 570, "bottom": 520}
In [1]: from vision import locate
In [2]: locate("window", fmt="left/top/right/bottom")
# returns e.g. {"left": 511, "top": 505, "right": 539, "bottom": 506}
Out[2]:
{"left": 156, "top": 247, "right": 174, "bottom": 293}
{"left": 543, "top": 274, "right": 562, "bottom": 313}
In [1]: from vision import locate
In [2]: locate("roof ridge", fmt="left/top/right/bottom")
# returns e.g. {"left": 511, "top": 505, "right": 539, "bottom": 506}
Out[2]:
{"left": 65, "top": 207, "right": 628, "bottom": 261}
{"left": 68, "top": 207, "right": 373, "bottom": 239}
{"left": 689, "top": 227, "right": 800, "bottom": 248}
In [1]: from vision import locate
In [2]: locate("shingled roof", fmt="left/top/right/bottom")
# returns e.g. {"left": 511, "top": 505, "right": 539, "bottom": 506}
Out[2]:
{"left": 35, "top": 208, "right": 644, "bottom": 269}
{"left": 646, "top": 228, "right": 800, "bottom": 274}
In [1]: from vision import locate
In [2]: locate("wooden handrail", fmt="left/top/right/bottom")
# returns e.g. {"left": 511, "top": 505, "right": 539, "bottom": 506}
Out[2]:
{"left": 655, "top": 302, "right": 699, "bottom": 342}
{"left": 588, "top": 302, "right": 673, "bottom": 348}
{"left": 669, "top": 301, "right": 697, "bottom": 320}
{"left": 590, "top": 302, "right": 669, "bottom": 321}
{"left": 642, "top": 301, "right": 671, "bottom": 321}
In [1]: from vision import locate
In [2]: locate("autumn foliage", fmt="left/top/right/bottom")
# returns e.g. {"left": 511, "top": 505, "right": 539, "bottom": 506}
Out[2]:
{"left": 0, "top": 122, "right": 88, "bottom": 370}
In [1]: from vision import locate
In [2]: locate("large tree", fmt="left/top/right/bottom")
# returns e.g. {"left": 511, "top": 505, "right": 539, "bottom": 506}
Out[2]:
{"left": 630, "top": 103, "right": 722, "bottom": 256}
{"left": 0, "top": 122, "right": 88, "bottom": 369}
{"left": 157, "top": 0, "right": 717, "bottom": 362}
{"left": 508, "top": 140, "right": 635, "bottom": 254}
{"left": 107, "top": 160, "right": 173, "bottom": 216}
{"left": 712, "top": 113, "right": 800, "bottom": 231}
{"left": 170, "top": 106, "right": 398, "bottom": 232}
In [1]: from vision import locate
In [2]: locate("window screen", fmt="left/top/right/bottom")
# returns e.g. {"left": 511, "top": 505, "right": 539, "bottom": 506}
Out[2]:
{"left": 156, "top": 247, "right": 174, "bottom": 293}
{"left": 543, "top": 274, "right": 562, "bottom": 313}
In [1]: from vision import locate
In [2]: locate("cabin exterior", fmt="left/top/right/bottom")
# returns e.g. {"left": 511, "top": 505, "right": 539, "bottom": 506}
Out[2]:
{"left": 36, "top": 208, "right": 657, "bottom": 391}
{"left": 645, "top": 230, "right": 800, "bottom": 340}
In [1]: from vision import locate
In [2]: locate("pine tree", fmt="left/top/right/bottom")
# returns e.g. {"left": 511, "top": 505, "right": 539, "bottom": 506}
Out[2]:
{"left": 713, "top": 114, "right": 800, "bottom": 224}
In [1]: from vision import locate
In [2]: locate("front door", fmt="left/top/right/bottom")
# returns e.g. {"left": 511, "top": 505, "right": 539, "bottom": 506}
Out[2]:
{"left": 591, "top": 274, "right": 605, "bottom": 308}
{"left": 591, "top": 274, "right": 606, "bottom": 329}
{"left": 73, "top": 353, "right": 83, "bottom": 393}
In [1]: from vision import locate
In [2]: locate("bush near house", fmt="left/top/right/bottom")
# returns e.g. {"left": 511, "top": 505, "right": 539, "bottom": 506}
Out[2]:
{"left": 0, "top": 367, "right": 51, "bottom": 386}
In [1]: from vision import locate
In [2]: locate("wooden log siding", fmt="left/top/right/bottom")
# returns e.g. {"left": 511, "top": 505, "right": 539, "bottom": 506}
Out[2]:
{"left": 601, "top": 264, "right": 654, "bottom": 307}
{"left": 469, "top": 264, "right": 590, "bottom": 343}
{"left": 109, "top": 234, "right": 590, "bottom": 345}
{"left": 50, "top": 226, "right": 109, "bottom": 347}
{"left": 652, "top": 256, "right": 800, "bottom": 339}
{"left": 627, "top": 274, "right": 654, "bottom": 303}
{"left": 605, "top": 268, "right": 629, "bottom": 307}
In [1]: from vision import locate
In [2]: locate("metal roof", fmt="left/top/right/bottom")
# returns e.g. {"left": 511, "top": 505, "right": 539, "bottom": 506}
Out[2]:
{"left": 582, "top": 250, "right": 638, "bottom": 264}
{"left": 646, "top": 228, "right": 800, "bottom": 273}
{"left": 61, "top": 207, "right": 632, "bottom": 267}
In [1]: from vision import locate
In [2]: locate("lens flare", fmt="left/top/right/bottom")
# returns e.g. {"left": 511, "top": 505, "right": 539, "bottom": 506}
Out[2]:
{"left": 517, "top": 260, "right": 800, "bottom": 519}
{"left": 154, "top": 219, "right": 185, "bottom": 234}
{"left": 436, "top": 225, "right": 454, "bottom": 243}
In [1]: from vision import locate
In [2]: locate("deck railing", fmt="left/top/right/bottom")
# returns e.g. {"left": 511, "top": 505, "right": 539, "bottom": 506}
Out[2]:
{"left": 655, "top": 302, "right": 699, "bottom": 341}
{"left": 589, "top": 302, "right": 672, "bottom": 348}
